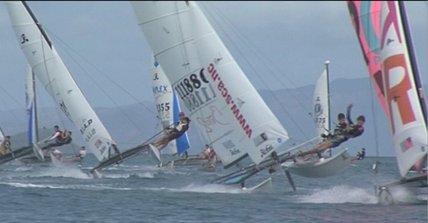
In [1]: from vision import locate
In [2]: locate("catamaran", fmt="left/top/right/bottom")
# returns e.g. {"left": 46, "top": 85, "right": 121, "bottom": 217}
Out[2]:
{"left": 131, "top": 1, "right": 290, "bottom": 186}
{"left": 150, "top": 59, "right": 191, "bottom": 164}
{"left": 282, "top": 61, "right": 353, "bottom": 178}
{"left": 5, "top": 1, "right": 160, "bottom": 176}
{"left": 0, "top": 66, "right": 47, "bottom": 164}
{"left": 348, "top": 1, "right": 427, "bottom": 204}
{"left": 131, "top": 2, "right": 357, "bottom": 188}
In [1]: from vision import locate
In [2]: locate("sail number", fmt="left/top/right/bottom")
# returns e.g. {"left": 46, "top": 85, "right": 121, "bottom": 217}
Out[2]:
{"left": 156, "top": 102, "right": 171, "bottom": 120}
{"left": 174, "top": 69, "right": 217, "bottom": 112}
{"left": 156, "top": 102, "right": 170, "bottom": 112}
{"left": 315, "top": 117, "right": 326, "bottom": 127}
{"left": 80, "top": 119, "right": 96, "bottom": 142}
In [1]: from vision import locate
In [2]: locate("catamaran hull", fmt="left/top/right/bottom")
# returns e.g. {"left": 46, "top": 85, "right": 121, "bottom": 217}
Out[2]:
{"left": 282, "top": 149, "right": 353, "bottom": 178}
{"left": 90, "top": 144, "right": 150, "bottom": 175}
{"left": 242, "top": 177, "right": 272, "bottom": 193}
{"left": 376, "top": 175, "right": 427, "bottom": 205}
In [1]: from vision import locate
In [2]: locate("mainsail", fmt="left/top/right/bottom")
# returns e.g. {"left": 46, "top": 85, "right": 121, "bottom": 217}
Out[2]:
{"left": 131, "top": 1, "right": 289, "bottom": 168}
{"left": 313, "top": 61, "right": 330, "bottom": 137}
{"left": 349, "top": 1, "right": 428, "bottom": 177}
{"left": 6, "top": 1, "right": 118, "bottom": 162}
{"left": 347, "top": 1, "right": 388, "bottom": 115}
{"left": 152, "top": 60, "right": 190, "bottom": 155}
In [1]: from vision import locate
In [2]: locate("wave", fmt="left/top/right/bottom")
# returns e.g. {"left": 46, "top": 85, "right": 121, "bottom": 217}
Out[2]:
{"left": 297, "top": 184, "right": 378, "bottom": 204}
{"left": 139, "top": 183, "right": 244, "bottom": 194}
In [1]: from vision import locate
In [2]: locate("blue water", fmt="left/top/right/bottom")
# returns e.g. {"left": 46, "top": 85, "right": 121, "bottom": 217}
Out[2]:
{"left": 0, "top": 155, "right": 426, "bottom": 223}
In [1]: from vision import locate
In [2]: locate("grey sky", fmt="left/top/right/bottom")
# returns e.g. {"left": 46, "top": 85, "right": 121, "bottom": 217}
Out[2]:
{"left": 0, "top": 1, "right": 426, "bottom": 113}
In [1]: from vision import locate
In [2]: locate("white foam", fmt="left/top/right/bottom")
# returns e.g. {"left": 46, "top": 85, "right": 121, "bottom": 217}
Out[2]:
{"left": 297, "top": 185, "right": 378, "bottom": 204}
{"left": 139, "top": 183, "right": 244, "bottom": 194}
{"left": 32, "top": 166, "right": 91, "bottom": 179}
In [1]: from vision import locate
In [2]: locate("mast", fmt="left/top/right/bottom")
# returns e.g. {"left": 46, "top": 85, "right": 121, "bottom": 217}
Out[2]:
{"left": 26, "top": 66, "right": 39, "bottom": 145}
{"left": 21, "top": 1, "right": 52, "bottom": 48}
{"left": 398, "top": 1, "right": 428, "bottom": 125}
{"left": 325, "top": 60, "right": 331, "bottom": 131}
{"left": 31, "top": 69, "right": 39, "bottom": 142}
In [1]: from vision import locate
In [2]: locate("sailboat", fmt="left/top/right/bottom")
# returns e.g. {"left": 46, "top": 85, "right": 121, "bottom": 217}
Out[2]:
{"left": 151, "top": 59, "right": 221, "bottom": 169}
{"left": 150, "top": 59, "right": 191, "bottom": 162}
{"left": 0, "top": 71, "right": 38, "bottom": 166}
{"left": 348, "top": 1, "right": 427, "bottom": 204}
{"left": 17, "top": 65, "right": 49, "bottom": 163}
{"left": 131, "top": 2, "right": 357, "bottom": 188}
{"left": 282, "top": 61, "right": 353, "bottom": 178}
{"left": 131, "top": 1, "right": 290, "bottom": 185}
{"left": 6, "top": 1, "right": 138, "bottom": 176}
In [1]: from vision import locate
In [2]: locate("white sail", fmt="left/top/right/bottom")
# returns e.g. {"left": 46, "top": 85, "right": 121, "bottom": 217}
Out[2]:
{"left": 131, "top": 1, "right": 289, "bottom": 167}
{"left": 152, "top": 60, "right": 190, "bottom": 155}
{"left": 379, "top": 1, "right": 428, "bottom": 177}
{"left": 6, "top": 1, "right": 117, "bottom": 162}
{"left": 25, "top": 64, "right": 38, "bottom": 145}
{"left": 313, "top": 62, "right": 330, "bottom": 137}
{"left": 0, "top": 128, "right": 4, "bottom": 143}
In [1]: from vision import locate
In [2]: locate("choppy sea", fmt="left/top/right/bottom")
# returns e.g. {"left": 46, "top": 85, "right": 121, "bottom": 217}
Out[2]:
{"left": 0, "top": 154, "right": 426, "bottom": 223}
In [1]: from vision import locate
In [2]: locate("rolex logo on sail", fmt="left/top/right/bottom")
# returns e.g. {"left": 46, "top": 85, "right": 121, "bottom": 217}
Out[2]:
{"left": 208, "top": 63, "right": 252, "bottom": 138}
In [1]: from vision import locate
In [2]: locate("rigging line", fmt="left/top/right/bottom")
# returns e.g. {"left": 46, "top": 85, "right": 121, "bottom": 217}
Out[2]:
{"left": 39, "top": 34, "right": 69, "bottom": 148}
{"left": 44, "top": 27, "right": 156, "bottom": 116}
{"left": 175, "top": 1, "right": 191, "bottom": 73}
{"left": 200, "top": 2, "right": 309, "bottom": 140}
{"left": 42, "top": 27, "right": 157, "bottom": 132}
{"left": 368, "top": 77, "right": 380, "bottom": 173}
{"left": 0, "top": 87, "right": 25, "bottom": 127}
{"left": 201, "top": 2, "right": 313, "bottom": 108}
{"left": 175, "top": 2, "right": 208, "bottom": 146}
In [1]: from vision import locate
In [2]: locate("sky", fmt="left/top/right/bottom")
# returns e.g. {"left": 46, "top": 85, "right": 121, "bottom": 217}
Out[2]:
{"left": 0, "top": 1, "right": 426, "bottom": 110}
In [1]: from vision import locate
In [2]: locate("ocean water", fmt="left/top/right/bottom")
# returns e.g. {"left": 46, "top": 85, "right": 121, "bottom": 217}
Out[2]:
{"left": 0, "top": 155, "right": 426, "bottom": 223}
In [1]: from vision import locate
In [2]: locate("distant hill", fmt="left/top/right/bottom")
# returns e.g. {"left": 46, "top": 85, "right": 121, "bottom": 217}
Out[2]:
{"left": 1, "top": 77, "right": 426, "bottom": 157}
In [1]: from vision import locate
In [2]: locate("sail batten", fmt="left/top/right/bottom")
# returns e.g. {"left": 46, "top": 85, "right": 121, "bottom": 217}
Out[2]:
{"left": 132, "top": 1, "right": 289, "bottom": 167}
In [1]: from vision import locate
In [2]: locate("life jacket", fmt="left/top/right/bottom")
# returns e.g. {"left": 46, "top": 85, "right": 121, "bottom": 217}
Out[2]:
{"left": 334, "top": 122, "right": 348, "bottom": 135}
{"left": 346, "top": 124, "right": 364, "bottom": 138}
{"left": 56, "top": 130, "right": 65, "bottom": 139}
{"left": 175, "top": 117, "right": 190, "bottom": 133}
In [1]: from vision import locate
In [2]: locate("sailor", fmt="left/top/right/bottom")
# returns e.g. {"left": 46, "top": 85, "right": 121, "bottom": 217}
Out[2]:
{"left": 268, "top": 151, "right": 280, "bottom": 174}
{"left": 357, "top": 148, "right": 365, "bottom": 160}
{"left": 75, "top": 146, "right": 87, "bottom": 161}
{"left": 298, "top": 104, "right": 365, "bottom": 158}
{"left": 60, "top": 130, "right": 72, "bottom": 144}
{"left": 321, "top": 113, "right": 348, "bottom": 140}
{"left": 45, "top": 125, "right": 65, "bottom": 143}
{"left": 151, "top": 112, "right": 191, "bottom": 151}
{"left": 0, "top": 136, "right": 12, "bottom": 155}
{"left": 200, "top": 144, "right": 212, "bottom": 159}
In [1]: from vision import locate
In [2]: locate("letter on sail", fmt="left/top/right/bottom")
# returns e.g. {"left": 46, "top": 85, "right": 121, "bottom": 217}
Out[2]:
{"left": 378, "top": 1, "right": 428, "bottom": 177}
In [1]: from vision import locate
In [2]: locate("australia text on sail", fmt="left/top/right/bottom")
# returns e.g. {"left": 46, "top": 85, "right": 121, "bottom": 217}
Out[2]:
{"left": 207, "top": 63, "right": 252, "bottom": 138}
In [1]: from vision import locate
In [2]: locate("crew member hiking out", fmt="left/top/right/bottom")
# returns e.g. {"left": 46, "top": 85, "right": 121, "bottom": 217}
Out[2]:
{"left": 151, "top": 112, "right": 191, "bottom": 151}
{"left": 44, "top": 125, "right": 72, "bottom": 147}
{"left": 298, "top": 104, "right": 365, "bottom": 158}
